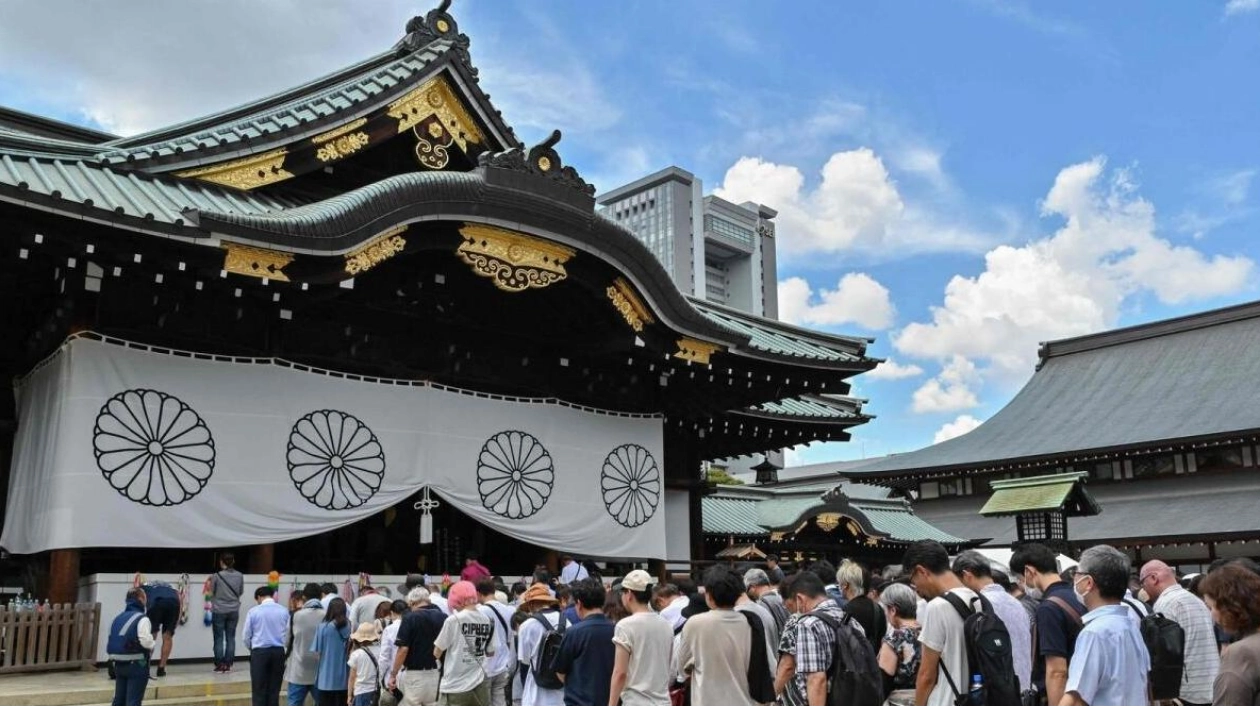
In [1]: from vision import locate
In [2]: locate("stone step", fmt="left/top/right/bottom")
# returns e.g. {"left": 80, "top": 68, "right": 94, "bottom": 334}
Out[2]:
{"left": 83, "top": 693, "right": 253, "bottom": 707}
{"left": 0, "top": 672, "right": 252, "bottom": 706}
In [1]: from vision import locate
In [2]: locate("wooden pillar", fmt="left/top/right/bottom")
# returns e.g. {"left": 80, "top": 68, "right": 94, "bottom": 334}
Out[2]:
{"left": 688, "top": 484, "right": 704, "bottom": 574}
{"left": 250, "top": 543, "right": 275, "bottom": 574}
{"left": 650, "top": 559, "right": 667, "bottom": 585}
{"left": 48, "top": 549, "right": 80, "bottom": 605}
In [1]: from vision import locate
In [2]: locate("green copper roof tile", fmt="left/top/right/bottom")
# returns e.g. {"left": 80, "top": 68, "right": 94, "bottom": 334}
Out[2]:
{"left": 853, "top": 502, "right": 968, "bottom": 544}
{"left": 980, "top": 471, "right": 1098, "bottom": 517}
{"left": 701, "top": 496, "right": 766, "bottom": 535}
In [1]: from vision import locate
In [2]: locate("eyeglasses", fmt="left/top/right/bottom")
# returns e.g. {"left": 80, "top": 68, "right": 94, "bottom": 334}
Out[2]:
{"left": 1140, "top": 572, "right": 1159, "bottom": 584}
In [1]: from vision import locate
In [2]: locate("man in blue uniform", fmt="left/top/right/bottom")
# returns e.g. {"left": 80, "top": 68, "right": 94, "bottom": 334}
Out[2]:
{"left": 142, "top": 581, "right": 180, "bottom": 678}
{"left": 108, "top": 587, "right": 157, "bottom": 705}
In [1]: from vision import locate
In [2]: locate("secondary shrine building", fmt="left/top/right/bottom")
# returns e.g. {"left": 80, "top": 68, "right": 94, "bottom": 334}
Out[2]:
{"left": 843, "top": 301, "right": 1260, "bottom": 573}
{"left": 0, "top": 4, "right": 877, "bottom": 602}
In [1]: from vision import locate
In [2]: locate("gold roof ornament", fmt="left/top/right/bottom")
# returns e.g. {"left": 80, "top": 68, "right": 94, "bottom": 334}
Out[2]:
{"left": 456, "top": 224, "right": 575, "bottom": 292}
{"left": 816, "top": 513, "right": 842, "bottom": 533}
{"left": 345, "top": 226, "right": 409, "bottom": 276}
{"left": 175, "top": 149, "right": 293, "bottom": 190}
{"left": 389, "top": 75, "right": 485, "bottom": 171}
{"left": 313, "top": 118, "right": 371, "bottom": 163}
{"left": 674, "top": 337, "right": 722, "bottom": 365}
{"left": 222, "top": 242, "right": 294, "bottom": 281}
{"left": 606, "top": 278, "right": 654, "bottom": 332}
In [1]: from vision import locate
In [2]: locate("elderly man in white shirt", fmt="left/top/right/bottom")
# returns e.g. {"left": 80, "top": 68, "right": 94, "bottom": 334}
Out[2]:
{"left": 1140, "top": 559, "right": 1220, "bottom": 705}
{"left": 953, "top": 550, "right": 1033, "bottom": 694}
{"left": 1061, "top": 546, "right": 1151, "bottom": 707}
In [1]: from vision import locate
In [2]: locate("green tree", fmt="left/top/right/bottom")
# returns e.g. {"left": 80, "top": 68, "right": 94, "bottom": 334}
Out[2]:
{"left": 706, "top": 467, "right": 745, "bottom": 486}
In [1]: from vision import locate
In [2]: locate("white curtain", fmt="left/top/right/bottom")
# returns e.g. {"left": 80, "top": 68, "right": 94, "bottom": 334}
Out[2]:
{"left": 2, "top": 337, "right": 667, "bottom": 559}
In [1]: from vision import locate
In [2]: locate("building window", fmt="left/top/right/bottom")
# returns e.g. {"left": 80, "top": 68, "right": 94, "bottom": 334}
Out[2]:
{"left": 1092, "top": 462, "right": 1115, "bottom": 480}
{"left": 1133, "top": 455, "right": 1176, "bottom": 478}
{"left": 1197, "top": 447, "right": 1245, "bottom": 471}
{"left": 703, "top": 214, "right": 755, "bottom": 245}
{"left": 919, "top": 481, "right": 940, "bottom": 500}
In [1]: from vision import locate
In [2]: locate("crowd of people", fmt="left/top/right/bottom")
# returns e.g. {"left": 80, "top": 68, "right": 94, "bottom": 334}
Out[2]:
{"left": 103, "top": 546, "right": 1260, "bottom": 706}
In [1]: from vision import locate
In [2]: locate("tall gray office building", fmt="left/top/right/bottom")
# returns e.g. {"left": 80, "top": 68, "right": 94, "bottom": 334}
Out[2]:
{"left": 597, "top": 166, "right": 778, "bottom": 318}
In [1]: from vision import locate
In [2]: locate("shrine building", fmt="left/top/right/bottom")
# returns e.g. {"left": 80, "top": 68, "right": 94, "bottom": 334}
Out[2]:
{"left": 842, "top": 300, "right": 1260, "bottom": 572}
{"left": 0, "top": 3, "right": 878, "bottom": 603}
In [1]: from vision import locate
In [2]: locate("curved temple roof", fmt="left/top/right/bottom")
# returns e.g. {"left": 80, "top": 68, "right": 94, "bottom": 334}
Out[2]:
{"left": 0, "top": 1, "right": 879, "bottom": 430}
{"left": 702, "top": 482, "right": 969, "bottom": 545}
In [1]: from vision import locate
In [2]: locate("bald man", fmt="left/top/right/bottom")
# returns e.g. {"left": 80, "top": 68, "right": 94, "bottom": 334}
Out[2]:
{"left": 1139, "top": 560, "right": 1219, "bottom": 705}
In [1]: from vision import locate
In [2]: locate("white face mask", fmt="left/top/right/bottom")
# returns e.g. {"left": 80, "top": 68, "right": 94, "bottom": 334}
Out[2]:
{"left": 1073, "top": 576, "right": 1090, "bottom": 605}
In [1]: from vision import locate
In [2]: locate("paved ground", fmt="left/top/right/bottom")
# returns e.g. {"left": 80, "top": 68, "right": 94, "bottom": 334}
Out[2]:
{"left": 0, "top": 662, "right": 252, "bottom": 706}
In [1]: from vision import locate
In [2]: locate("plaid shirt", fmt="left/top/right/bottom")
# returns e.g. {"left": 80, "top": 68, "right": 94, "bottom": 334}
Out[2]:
{"left": 783, "top": 599, "right": 864, "bottom": 706}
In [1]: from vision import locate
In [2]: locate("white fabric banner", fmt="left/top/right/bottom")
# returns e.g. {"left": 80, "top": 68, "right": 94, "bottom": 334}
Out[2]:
{"left": 2, "top": 337, "right": 666, "bottom": 558}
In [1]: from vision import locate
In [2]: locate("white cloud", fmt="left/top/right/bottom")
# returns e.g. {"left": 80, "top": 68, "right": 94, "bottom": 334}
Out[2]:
{"left": 934, "top": 414, "right": 983, "bottom": 443}
{"left": 778, "top": 273, "right": 896, "bottom": 330}
{"left": 1212, "top": 169, "right": 1256, "bottom": 206}
{"left": 896, "top": 156, "right": 1253, "bottom": 396}
{"left": 0, "top": 2, "right": 622, "bottom": 139}
{"left": 1226, "top": 0, "right": 1260, "bottom": 15}
{"left": 714, "top": 149, "right": 991, "bottom": 257}
{"left": 716, "top": 150, "right": 902, "bottom": 255}
{"left": 911, "top": 355, "right": 980, "bottom": 413}
{"left": 891, "top": 146, "right": 948, "bottom": 189}
{"left": 866, "top": 359, "right": 925, "bottom": 381}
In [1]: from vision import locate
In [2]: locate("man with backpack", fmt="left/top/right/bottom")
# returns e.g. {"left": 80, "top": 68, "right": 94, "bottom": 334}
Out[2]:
{"left": 1061, "top": 545, "right": 1150, "bottom": 706}
{"left": 675, "top": 565, "right": 756, "bottom": 705}
{"left": 476, "top": 579, "right": 517, "bottom": 706}
{"left": 953, "top": 551, "right": 1032, "bottom": 696}
{"left": 516, "top": 583, "right": 566, "bottom": 706}
{"left": 1140, "top": 560, "right": 1215, "bottom": 705}
{"left": 780, "top": 571, "right": 879, "bottom": 706}
{"left": 1010, "top": 543, "right": 1086, "bottom": 707}
{"left": 904, "top": 540, "right": 1019, "bottom": 707}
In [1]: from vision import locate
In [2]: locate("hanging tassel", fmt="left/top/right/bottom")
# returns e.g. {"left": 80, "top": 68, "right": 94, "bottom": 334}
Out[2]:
{"left": 415, "top": 486, "right": 439, "bottom": 545}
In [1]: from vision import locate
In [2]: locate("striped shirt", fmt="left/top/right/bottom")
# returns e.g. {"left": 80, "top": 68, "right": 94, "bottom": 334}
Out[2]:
{"left": 1154, "top": 585, "right": 1221, "bottom": 704}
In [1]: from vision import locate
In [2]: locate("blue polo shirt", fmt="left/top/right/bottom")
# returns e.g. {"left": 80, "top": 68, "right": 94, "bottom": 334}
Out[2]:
{"left": 551, "top": 613, "right": 616, "bottom": 706}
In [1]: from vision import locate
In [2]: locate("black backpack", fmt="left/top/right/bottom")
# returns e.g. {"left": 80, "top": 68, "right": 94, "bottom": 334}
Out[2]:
{"left": 529, "top": 611, "right": 568, "bottom": 690}
{"left": 940, "top": 592, "right": 1021, "bottom": 706}
{"left": 740, "top": 611, "right": 776, "bottom": 704}
{"left": 807, "top": 610, "right": 884, "bottom": 706}
{"left": 1124, "top": 600, "right": 1185, "bottom": 701}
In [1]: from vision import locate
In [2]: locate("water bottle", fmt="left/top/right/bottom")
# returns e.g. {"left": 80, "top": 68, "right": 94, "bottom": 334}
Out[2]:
{"left": 968, "top": 673, "right": 984, "bottom": 705}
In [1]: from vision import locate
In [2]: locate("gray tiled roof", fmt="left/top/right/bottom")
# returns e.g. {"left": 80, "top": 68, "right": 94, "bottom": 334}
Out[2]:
{"left": 748, "top": 395, "right": 865, "bottom": 420}
{"left": 691, "top": 298, "right": 873, "bottom": 365}
{"left": 915, "top": 472, "right": 1260, "bottom": 546}
{"left": 0, "top": 154, "right": 296, "bottom": 226}
{"left": 847, "top": 301, "right": 1260, "bottom": 479}
{"left": 95, "top": 43, "right": 452, "bottom": 167}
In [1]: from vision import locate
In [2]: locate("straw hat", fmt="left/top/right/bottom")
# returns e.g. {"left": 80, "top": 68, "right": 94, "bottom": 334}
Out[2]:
{"left": 519, "top": 583, "right": 558, "bottom": 607}
{"left": 350, "top": 622, "right": 380, "bottom": 642}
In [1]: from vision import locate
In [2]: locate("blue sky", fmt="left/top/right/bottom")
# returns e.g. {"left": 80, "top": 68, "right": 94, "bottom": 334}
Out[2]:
{"left": 2, "top": 0, "right": 1258, "bottom": 464}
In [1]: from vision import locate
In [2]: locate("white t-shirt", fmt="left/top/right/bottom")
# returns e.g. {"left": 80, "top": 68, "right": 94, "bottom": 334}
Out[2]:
{"left": 612, "top": 611, "right": 674, "bottom": 706}
{"left": 431, "top": 594, "right": 451, "bottom": 616}
{"left": 919, "top": 587, "right": 978, "bottom": 707}
{"left": 479, "top": 601, "right": 517, "bottom": 677}
{"left": 347, "top": 645, "right": 381, "bottom": 696}
{"left": 434, "top": 609, "right": 495, "bottom": 694}
{"left": 518, "top": 610, "right": 566, "bottom": 707}
{"left": 659, "top": 596, "right": 689, "bottom": 631}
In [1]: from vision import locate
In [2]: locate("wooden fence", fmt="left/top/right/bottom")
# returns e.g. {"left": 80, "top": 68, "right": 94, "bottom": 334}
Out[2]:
{"left": 0, "top": 603, "right": 100, "bottom": 674}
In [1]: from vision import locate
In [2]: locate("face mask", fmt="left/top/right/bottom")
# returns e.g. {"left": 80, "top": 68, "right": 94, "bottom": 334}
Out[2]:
{"left": 1073, "top": 577, "right": 1090, "bottom": 605}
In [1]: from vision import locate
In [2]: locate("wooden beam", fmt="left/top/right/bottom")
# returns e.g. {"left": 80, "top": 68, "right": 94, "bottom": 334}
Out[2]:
{"left": 249, "top": 544, "right": 275, "bottom": 574}
{"left": 47, "top": 549, "right": 80, "bottom": 605}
